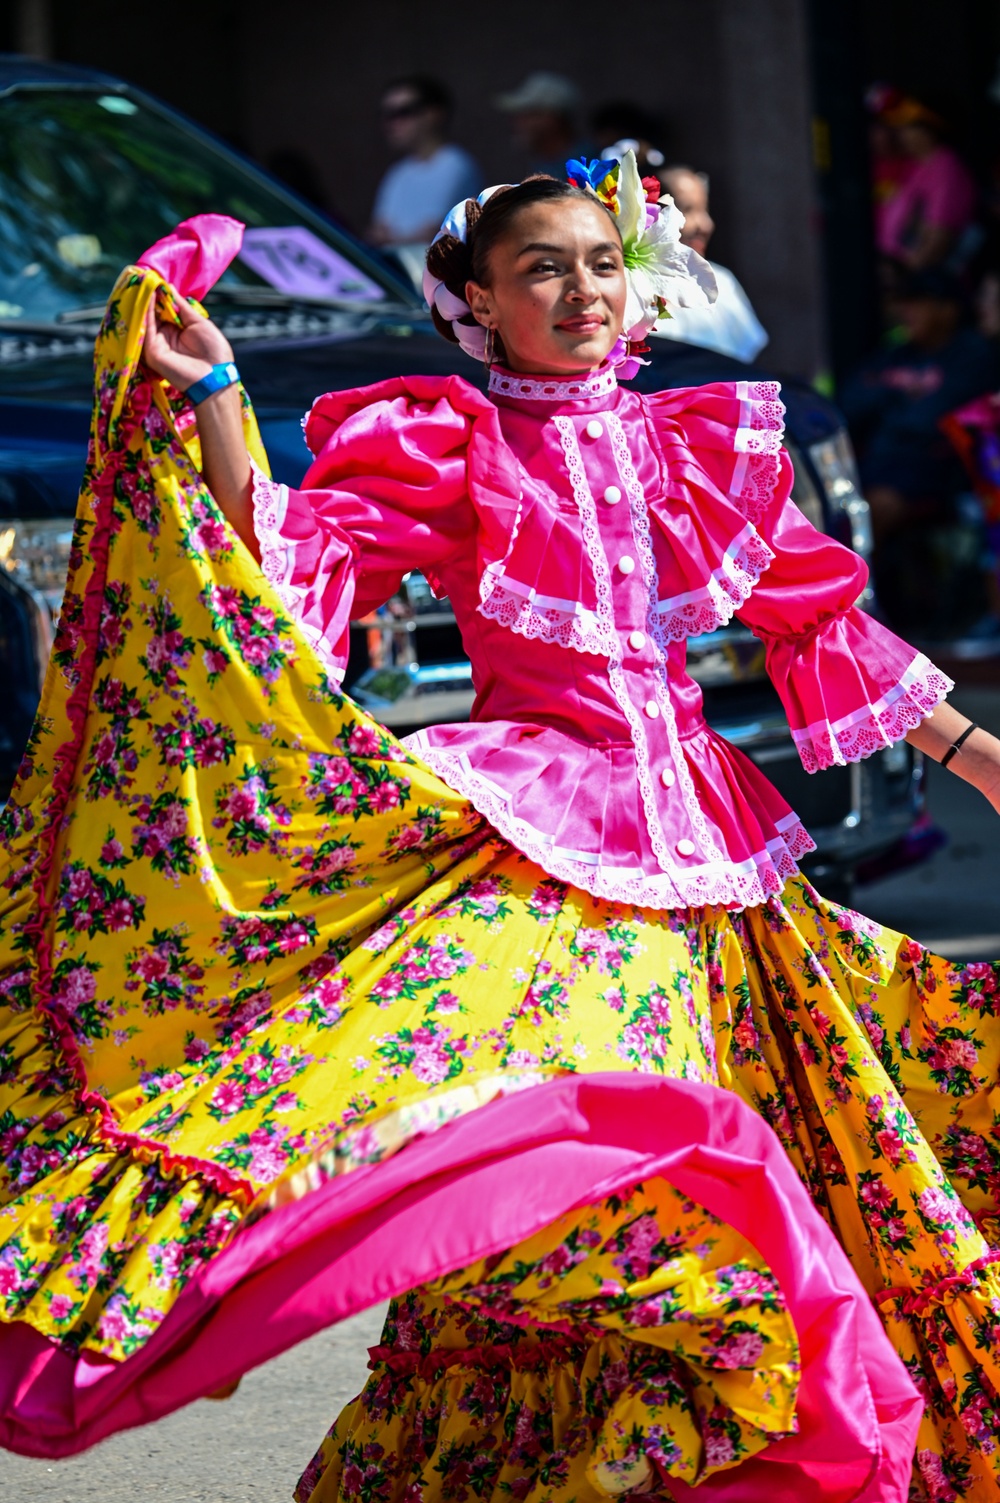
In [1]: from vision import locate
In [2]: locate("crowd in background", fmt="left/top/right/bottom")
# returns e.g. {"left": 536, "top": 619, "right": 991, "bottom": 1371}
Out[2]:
{"left": 358, "top": 69, "right": 771, "bottom": 366}
{"left": 845, "top": 85, "right": 1000, "bottom": 644}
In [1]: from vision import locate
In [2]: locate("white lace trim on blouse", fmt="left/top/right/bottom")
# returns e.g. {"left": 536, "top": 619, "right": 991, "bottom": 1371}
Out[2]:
{"left": 608, "top": 409, "right": 733, "bottom": 872}
{"left": 477, "top": 569, "right": 609, "bottom": 654}
{"left": 652, "top": 521, "right": 775, "bottom": 642}
{"left": 488, "top": 366, "right": 618, "bottom": 402}
{"left": 460, "top": 410, "right": 820, "bottom": 905}
{"left": 478, "top": 380, "right": 785, "bottom": 651}
{"left": 250, "top": 461, "right": 346, "bottom": 686}
{"left": 730, "top": 380, "right": 787, "bottom": 523}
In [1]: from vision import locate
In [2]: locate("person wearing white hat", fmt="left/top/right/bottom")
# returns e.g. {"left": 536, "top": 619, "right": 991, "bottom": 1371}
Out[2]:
{"left": 495, "top": 70, "right": 591, "bottom": 177}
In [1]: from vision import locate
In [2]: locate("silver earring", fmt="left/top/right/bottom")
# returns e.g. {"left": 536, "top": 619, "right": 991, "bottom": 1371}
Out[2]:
{"left": 484, "top": 326, "right": 496, "bottom": 371}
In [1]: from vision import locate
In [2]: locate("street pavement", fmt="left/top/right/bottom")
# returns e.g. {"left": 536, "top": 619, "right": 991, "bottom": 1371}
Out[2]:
{"left": 1, "top": 1304, "right": 387, "bottom": 1502}
{"left": 857, "top": 685, "right": 1000, "bottom": 956}
{"left": 3, "top": 685, "right": 1000, "bottom": 1503}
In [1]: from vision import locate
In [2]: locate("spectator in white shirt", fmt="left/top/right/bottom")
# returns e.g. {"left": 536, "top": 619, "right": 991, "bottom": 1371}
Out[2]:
{"left": 653, "top": 164, "right": 769, "bottom": 364}
{"left": 369, "top": 77, "right": 481, "bottom": 262}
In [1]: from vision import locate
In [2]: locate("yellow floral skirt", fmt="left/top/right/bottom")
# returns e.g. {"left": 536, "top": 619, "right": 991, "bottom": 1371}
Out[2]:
{"left": 0, "top": 263, "right": 999, "bottom": 1499}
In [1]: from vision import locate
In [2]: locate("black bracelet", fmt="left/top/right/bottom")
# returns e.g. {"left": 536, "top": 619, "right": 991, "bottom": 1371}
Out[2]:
{"left": 940, "top": 721, "right": 979, "bottom": 769}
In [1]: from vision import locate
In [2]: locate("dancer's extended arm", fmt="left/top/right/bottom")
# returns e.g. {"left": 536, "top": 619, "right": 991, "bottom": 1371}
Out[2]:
{"left": 142, "top": 300, "right": 258, "bottom": 558}
{"left": 906, "top": 705, "right": 1000, "bottom": 812}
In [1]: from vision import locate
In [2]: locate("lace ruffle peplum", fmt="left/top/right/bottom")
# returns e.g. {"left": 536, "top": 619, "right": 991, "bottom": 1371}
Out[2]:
{"left": 409, "top": 739, "right": 816, "bottom": 911}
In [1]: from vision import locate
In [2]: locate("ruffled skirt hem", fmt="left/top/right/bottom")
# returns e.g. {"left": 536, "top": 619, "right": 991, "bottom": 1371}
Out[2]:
{"left": 0, "top": 1074, "right": 920, "bottom": 1502}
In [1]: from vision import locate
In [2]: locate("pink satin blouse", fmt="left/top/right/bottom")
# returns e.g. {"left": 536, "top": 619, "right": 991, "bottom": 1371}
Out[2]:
{"left": 251, "top": 365, "right": 952, "bottom": 910}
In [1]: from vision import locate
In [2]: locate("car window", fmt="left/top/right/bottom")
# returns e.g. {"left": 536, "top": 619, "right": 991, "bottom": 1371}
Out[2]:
{"left": 0, "top": 86, "right": 415, "bottom": 323}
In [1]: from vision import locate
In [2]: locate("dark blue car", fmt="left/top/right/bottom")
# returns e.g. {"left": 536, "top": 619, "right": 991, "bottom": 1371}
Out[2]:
{"left": 0, "top": 55, "right": 926, "bottom": 902}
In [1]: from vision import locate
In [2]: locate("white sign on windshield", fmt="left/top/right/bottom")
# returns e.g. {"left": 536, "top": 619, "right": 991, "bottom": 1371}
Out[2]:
{"left": 238, "top": 226, "right": 386, "bottom": 303}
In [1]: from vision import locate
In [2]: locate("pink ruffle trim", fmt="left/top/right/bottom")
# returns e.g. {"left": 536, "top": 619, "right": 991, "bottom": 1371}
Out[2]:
{"left": 0, "top": 1073, "right": 922, "bottom": 1500}
{"left": 653, "top": 523, "right": 775, "bottom": 643}
{"left": 877, "top": 1251, "right": 1000, "bottom": 1318}
{"left": 791, "top": 655, "right": 954, "bottom": 773}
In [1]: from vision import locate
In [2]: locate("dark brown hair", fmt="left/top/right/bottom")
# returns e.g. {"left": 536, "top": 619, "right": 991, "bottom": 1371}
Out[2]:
{"left": 425, "top": 175, "right": 620, "bottom": 350}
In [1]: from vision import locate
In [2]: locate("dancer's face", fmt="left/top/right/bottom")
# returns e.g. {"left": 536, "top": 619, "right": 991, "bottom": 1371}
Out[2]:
{"left": 466, "top": 199, "right": 627, "bottom": 376}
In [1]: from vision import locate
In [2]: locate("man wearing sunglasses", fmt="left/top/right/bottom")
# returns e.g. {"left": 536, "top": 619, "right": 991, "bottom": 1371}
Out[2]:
{"left": 369, "top": 75, "right": 481, "bottom": 272}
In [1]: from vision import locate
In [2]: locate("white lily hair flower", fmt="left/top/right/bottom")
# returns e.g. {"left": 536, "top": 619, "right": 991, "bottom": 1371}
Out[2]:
{"left": 614, "top": 150, "right": 718, "bottom": 340}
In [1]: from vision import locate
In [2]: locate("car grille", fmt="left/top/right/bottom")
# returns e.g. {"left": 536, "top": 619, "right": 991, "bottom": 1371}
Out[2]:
{"left": 748, "top": 744, "right": 855, "bottom": 830}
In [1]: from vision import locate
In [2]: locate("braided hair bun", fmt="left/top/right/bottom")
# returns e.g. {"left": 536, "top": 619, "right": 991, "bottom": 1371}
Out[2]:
{"left": 424, "top": 212, "right": 479, "bottom": 346}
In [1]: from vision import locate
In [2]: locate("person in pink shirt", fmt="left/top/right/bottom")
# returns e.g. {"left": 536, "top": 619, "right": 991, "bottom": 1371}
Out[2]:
{"left": 4, "top": 166, "right": 1000, "bottom": 1496}
{"left": 877, "top": 96, "right": 978, "bottom": 270}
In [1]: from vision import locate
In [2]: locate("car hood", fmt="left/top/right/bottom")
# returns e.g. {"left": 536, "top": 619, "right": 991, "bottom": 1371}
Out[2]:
{"left": 0, "top": 320, "right": 843, "bottom": 510}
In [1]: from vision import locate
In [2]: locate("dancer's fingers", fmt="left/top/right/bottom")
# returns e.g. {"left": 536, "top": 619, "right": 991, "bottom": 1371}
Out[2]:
{"left": 143, "top": 301, "right": 164, "bottom": 353}
{"left": 171, "top": 292, "right": 204, "bottom": 328}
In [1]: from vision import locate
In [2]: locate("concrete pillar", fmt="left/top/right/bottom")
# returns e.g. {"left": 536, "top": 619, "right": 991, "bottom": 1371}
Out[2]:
{"left": 14, "top": 0, "right": 53, "bottom": 58}
{"left": 713, "top": 0, "right": 828, "bottom": 379}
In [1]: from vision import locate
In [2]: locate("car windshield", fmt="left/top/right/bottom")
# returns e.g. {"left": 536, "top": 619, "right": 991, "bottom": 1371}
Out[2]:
{"left": 0, "top": 84, "right": 414, "bottom": 323}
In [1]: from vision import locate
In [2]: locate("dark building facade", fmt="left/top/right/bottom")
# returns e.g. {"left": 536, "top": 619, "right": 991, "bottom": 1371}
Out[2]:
{"left": 7, "top": 0, "right": 1000, "bottom": 382}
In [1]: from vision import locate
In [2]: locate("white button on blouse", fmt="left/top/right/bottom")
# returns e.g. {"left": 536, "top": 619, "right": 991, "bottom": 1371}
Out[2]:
{"left": 628, "top": 630, "right": 646, "bottom": 651}
{"left": 676, "top": 839, "right": 696, "bottom": 857}
{"left": 617, "top": 555, "right": 635, "bottom": 575}
{"left": 585, "top": 420, "right": 604, "bottom": 439}
{"left": 603, "top": 485, "right": 622, "bottom": 505}
{"left": 660, "top": 767, "right": 676, "bottom": 787}
{"left": 644, "top": 700, "right": 659, "bottom": 719}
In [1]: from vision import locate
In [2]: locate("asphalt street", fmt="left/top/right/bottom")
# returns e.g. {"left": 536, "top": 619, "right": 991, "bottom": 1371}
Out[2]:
{"left": 855, "top": 685, "right": 1000, "bottom": 955}
{"left": 3, "top": 686, "right": 999, "bottom": 1503}
{"left": 1, "top": 1304, "right": 388, "bottom": 1503}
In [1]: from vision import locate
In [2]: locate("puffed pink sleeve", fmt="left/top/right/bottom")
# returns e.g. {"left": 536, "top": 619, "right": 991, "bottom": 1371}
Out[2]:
{"left": 250, "top": 377, "right": 480, "bottom": 684}
{"left": 738, "top": 480, "right": 954, "bottom": 771}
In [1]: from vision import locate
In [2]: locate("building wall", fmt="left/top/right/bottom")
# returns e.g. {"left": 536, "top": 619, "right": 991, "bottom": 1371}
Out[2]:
{"left": 48, "top": 0, "right": 247, "bottom": 145}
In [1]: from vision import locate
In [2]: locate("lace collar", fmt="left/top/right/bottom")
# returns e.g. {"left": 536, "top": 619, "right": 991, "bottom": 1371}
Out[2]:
{"left": 488, "top": 365, "right": 618, "bottom": 403}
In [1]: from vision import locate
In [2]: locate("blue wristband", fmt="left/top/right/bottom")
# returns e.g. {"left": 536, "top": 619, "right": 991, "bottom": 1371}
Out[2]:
{"left": 186, "top": 361, "right": 240, "bottom": 405}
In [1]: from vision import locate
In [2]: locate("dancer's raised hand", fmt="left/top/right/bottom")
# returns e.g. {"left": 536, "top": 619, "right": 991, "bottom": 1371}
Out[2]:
{"left": 141, "top": 292, "right": 257, "bottom": 558}
{"left": 143, "top": 294, "right": 234, "bottom": 392}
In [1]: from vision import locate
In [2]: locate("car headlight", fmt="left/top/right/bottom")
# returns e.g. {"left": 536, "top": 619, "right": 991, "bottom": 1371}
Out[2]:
{"left": 808, "top": 429, "right": 874, "bottom": 561}
{"left": 785, "top": 439, "right": 825, "bottom": 533}
{"left": 0, "top": 517, "right": 75, "bottom": 626}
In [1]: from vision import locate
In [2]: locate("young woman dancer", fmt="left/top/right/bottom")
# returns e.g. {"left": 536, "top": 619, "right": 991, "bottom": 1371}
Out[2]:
{"left": 2, "top": 162, "right": 1000, "bottom": 1500}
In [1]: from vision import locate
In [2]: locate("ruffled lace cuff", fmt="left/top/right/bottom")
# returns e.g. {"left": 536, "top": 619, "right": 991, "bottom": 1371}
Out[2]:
{"left": 790, "top": 653, "right": 954, "bottom": 773}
